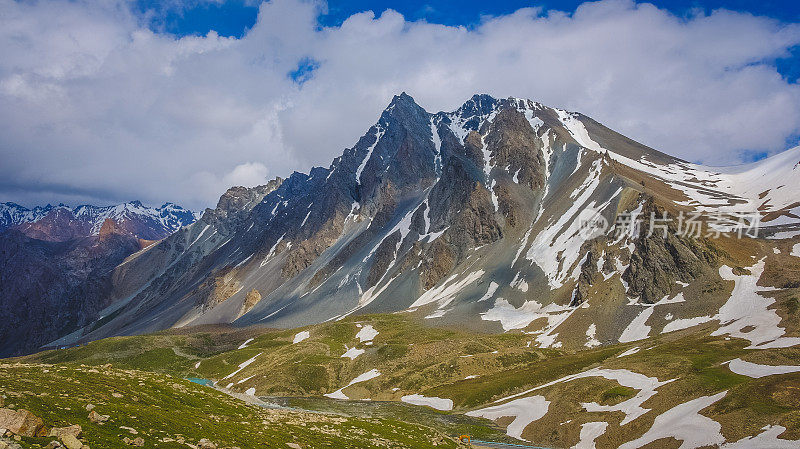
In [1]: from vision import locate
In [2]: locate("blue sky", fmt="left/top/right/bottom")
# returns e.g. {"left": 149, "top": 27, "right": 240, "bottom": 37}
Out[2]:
{"left": 140, "top": 0, "right": 800, "bottom": 82}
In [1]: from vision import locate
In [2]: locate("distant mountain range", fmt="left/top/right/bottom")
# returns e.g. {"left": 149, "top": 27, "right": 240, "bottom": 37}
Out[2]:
{"left": 0, "top": 201, "right": 199, "bottom": 242}
{"left": 0, "top": 200, "right": 198, "bottom": 356}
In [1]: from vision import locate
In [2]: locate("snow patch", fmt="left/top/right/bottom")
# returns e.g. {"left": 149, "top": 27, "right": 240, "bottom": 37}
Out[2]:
{"left": 300, "top": 210, "right": 311, "bottom": 227}
{"left": 260, "top": 233, "right": 285, "bottom": 267}
{"left": 617, "top": 392, "right": 727, "bottom": 449}
{"left": 478, "top": 282, "right": 500, "bottom": 302}
{"left": 490, "top": 178, "right": 499, "bottom": 211}
{"left": 585, "top": 324, "right": 601, "bottom": 348}
{"left": 430, "top": 118, "right": 442, "bottom": 174}
{"left": 481, "top": 297, "right": 575, "bottom": 336}
{"left": 555, "top": 110, "right": 604, "bottom": 152}
{"left": 466, "top": 396, "right": 550, "bottom": 440}
{"left": 237, "top": 338, "right": 254, "bottom": 349}
{"left": 525, "top": 158, "right": 615, "bottom": 290}
{"left": 712, "top": 259, "right": 800, "bottom": 348}
{"left": 410, "top": 270, "right": 484, "bottom": 309}
{"left": 341, "top": 347, "right": 365, "bottom": 360}
{"left": 621, "top": 294, "right": 688, "bottom": 342}
{"left": 572, "top": 422, "right": 608, "bottom": 449}
{"left": 401, "top": 394, "right": 453, "bottom": 411}
{"left": 496, "top": 368, "right": 673, "bottom": 426}
{"left": 355, "top": 324, "right": 378, "bottom": 343}
{"left": 619, "top": 307, "right": 654, "bottom": 343}
{"left": 727, "top": 358, "right": 800, "bottom": 378}
{"left": 355, "top": 126, "right": 384, "bottom": 185}
{"left": 222, "top": 353, "right": 262, "bottom": 380}
{"left": 662, "top": 316, "right": 713, "bottom": 333}
{"left": 324, "top": 369, "right": 381, "bottom": 400}
{"left": 617, "top": 347, "right": 640, "bottom": 358}
{"left": 237, "top": 375, "right": 255, "bottom": 384}
{"left": 189, "top": 225, "right": 211, "bottom": 247}
{"left": 510, "top": 273, "right": 529, "bottom": 292}
{"left": 721, "top": 425, "right": 800, "bottom": 448}
{"left": 768, "top": 230, "right": 800, "bottom": 240}
{"left": 292, "top": 331, "right": 310, "bottom": 344}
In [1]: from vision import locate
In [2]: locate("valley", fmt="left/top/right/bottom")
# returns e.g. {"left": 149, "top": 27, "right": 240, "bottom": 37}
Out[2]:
{"left": 4, "top": 311, "right": 800, "bottom": 447}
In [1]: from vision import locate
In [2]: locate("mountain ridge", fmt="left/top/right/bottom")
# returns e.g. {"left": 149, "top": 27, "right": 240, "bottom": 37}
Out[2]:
{"left": 0, "top": 200, "right": 199, "bottom": 241}
{"left": 39, "top": 92, "right": 798, "bottom": 358}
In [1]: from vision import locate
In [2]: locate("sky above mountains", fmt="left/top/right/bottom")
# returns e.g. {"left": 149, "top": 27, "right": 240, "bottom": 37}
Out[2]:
{"left": 1, "top": 0, "right": 799, "bottom": 210}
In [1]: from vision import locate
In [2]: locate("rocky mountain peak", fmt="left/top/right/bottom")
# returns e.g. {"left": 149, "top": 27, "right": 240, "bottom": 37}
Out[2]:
{"left": 384, "top": 91, "right": 418, "bottom": 110}
{"left": 42, "top": 93, "right": 800, "bottom": 369}
{"left": 447, "top": 94, "right": 500, "bottom": 131}
{"left": 202, "top": 179, "right": 283, "bottom": 233}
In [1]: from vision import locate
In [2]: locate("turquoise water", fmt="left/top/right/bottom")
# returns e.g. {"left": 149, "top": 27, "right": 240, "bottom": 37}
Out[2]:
{"left": 186, "top": 377, "right": 214, "bottom": 387}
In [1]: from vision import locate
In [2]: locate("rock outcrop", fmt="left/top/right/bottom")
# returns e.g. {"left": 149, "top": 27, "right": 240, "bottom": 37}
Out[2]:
{"left": 622, "top": 197, "right": 719, "bottom": 304}
{"left": 0, "top": 409, "right": 43, "bottom": 437}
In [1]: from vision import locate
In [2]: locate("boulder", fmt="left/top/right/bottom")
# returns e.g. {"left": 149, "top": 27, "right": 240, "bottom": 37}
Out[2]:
{"left": 0, "top": 408, "right": 44, "bottom": 437}
{"left": 50, "top": 425, "right": 82, "bottom": 439}
{"left": 198, "top": 438, "right": 217, "bottom": 449}
{"left": 132, "top": 437, "right": 144, "bottom": 447}
{"left": 87, "top": 410, "right": 108, "bottom": 424}
{"left": 60, "top": 434, "right": 83, "bottom": 449}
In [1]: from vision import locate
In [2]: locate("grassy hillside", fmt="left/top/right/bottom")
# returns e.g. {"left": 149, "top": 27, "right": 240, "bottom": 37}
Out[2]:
{"left": 0, "top": 362, "right": 458, "bottom": 448}
{"left": 11, "top": 314, "right": 800, "bottom": 448}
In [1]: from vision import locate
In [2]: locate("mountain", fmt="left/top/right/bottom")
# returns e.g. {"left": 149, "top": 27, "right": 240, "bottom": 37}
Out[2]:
{"left": 49, "top": 93, "right": 800, "bottom": 355}
{"left": 0, "top": 202, "right": 54, "bottom": 231}
{"left": 0, "top": 201, "right": 198, "bottom": 242}
{"left": 3, "top": 93, "right": 800, "bottom": 449}
{"left": 0, "top": 200, "right": 198, "bottom": 357}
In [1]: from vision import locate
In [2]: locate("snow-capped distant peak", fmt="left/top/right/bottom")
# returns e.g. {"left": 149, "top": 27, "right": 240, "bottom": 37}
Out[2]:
{"left": 1, "top": 200, "right": 198, "bottom": 239}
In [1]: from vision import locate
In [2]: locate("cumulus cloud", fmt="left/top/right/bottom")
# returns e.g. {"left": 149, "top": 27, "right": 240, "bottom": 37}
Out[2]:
{"left": 1, "top": 0, "right": 799, "bottom": 209}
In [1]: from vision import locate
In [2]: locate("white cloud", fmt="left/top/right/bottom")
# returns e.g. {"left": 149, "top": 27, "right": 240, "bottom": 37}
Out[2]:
{"left": 1, "top": 0, "right": 799, "bottom": 210}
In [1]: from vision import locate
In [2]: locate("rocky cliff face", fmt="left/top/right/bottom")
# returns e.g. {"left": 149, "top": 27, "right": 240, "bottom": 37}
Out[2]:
{"left": 17, "top": 93, "right": 800, "bottom": 355}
